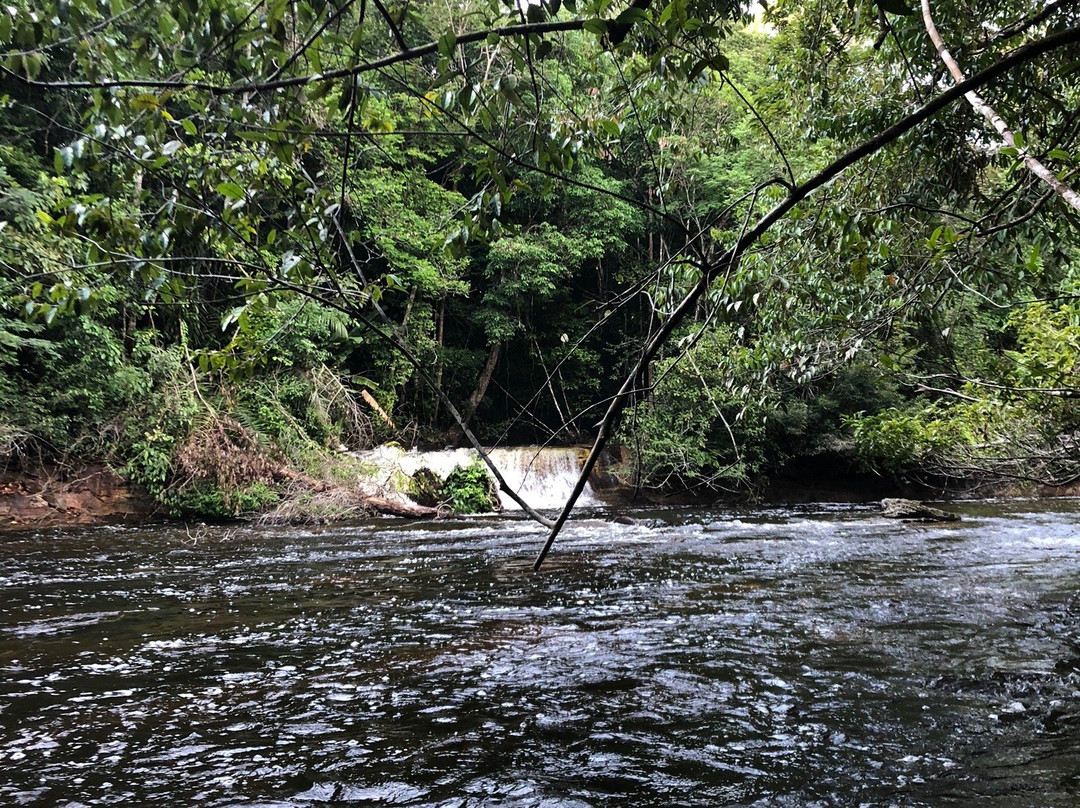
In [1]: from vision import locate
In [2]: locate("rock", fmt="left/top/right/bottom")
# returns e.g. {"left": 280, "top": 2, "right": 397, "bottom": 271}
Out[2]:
{"left": 0, "top": 464, "right": 154, "bottom": 528}
{"left": 880, "top": 498, "right": 960, "bottom": 522}
{"left": 995, "top": 700, "right": 1028, "bottom": 723}
{"left": 408, "top": 467, "right": 444, "bottom": 508}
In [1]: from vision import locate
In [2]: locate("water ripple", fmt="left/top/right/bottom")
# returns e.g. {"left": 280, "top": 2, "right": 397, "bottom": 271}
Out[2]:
{"left": 1, "top": 502, "right": 1079, "bottom": 806}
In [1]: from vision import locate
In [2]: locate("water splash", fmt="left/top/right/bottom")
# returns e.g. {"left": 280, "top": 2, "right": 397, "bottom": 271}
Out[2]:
{"left": 486, "top": 447, "right": 598, "bottom": 510}
{"left": 352, "top": 444, "right": 599, "bottom": 511}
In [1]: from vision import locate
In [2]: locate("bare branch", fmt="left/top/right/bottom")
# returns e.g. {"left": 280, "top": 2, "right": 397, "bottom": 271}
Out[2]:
{"left": 921, "top": 0, "right": 1080, "bottom": 212}
{"left": 533, "top": 23, "right": 1080, "bottom": 570}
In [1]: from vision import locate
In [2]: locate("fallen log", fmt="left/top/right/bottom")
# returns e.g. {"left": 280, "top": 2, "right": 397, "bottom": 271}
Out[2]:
{"left": 364, "top": 496, "right": 443, "bottom": 519}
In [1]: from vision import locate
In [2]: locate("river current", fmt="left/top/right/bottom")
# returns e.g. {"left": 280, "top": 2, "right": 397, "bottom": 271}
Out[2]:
{"left": 2, "top": 501, "right": 1079, "bottom": 807}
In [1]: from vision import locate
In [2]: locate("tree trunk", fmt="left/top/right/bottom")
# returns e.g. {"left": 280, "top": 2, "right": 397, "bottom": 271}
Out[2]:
{"left": 460, "top": 342, "right": 501, "bottom": 427}
{"left": 921, "top": 0, "right": 1080, "bottom": 212}
{"left": 364, "top": 496, "right": 442, "bottom": 519}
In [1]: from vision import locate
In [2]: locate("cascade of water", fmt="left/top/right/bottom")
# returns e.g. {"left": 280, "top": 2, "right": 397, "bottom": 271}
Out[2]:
{"left": 353, "top": 444, "right": 599, "bottom": 510}
{"left": 487, "top": 446, "right": 598, "bottom": 510}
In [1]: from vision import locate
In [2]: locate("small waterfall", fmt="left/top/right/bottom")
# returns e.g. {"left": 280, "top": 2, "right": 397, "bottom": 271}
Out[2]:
{"left": 487, "top": 446, "right": 598, "bottom": 510}
{"left": 353, "top": 444, "right": 599, "bottom": 511}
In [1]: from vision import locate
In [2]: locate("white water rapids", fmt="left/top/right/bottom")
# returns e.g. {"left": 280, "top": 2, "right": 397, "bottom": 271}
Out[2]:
{"left": 4, "top": 502, "right": 1080, "bottom": 806}
{"left": 353, "top": 444, "right": 600, "bottom": 510}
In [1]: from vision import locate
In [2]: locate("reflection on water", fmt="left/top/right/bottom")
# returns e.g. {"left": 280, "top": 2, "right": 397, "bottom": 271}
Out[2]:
{"left": 2, "top": 502, "right": 1080, "bottom": 806}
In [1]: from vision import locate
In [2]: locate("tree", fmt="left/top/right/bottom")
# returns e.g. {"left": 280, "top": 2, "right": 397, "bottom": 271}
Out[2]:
{"left": 2, "top": 0, "right": 1079, "bottom": 559}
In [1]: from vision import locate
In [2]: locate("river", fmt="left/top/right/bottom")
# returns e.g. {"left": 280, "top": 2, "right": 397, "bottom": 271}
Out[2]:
{"left": 2, "top": 501, "right": 1079, "bottom": 806}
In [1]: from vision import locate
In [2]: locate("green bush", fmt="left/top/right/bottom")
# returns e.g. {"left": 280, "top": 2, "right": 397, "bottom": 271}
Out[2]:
{"left": 172, "top": 482, "right": 281, "bottom": 519}
{"left": 408, "top": 467, "right": 444, "bottom": 508}
{"left": 620, "top": 326, "right": 906, "bottom": 492}
{"left": 442, "top": 462, "right": 498, "bottom": 514}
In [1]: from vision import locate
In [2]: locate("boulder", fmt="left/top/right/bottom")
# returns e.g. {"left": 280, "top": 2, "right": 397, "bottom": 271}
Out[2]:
{"left": 408, "top": 467, "right": 445, "bottom": 508}
{"left": 880, "top": 498, "right": 960, "bottom": 522}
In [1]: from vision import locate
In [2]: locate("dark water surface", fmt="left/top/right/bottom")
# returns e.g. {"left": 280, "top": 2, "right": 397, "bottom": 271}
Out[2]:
{"left": 2, "top": 502, "right": 1080, "bottom": 807}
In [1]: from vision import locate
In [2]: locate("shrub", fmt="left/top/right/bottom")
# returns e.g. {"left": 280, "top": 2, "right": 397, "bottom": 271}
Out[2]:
{"left": 173, "top": 481, "right": 281, "bottom": 519}
{"left": 442, "top": 461, "right": 499, "bottom": 514}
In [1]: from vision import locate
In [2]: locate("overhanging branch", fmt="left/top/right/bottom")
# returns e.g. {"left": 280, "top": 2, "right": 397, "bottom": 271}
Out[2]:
{"left": 921, "top": 0, "right": 1080, "bottom": 213}
{"left": 532, "top": 23, "right": 1080, "bottom": 570}
{"left": 2, "top": 19, "right": 587, "bottom": 95}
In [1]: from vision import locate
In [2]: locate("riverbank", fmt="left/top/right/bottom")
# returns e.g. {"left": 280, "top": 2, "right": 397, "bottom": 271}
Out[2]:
{"left": 0, "top": 464, "right": 154, "bottom": 528}
{"left": 4, "top": 450, "right": 1076, "bottom": 531}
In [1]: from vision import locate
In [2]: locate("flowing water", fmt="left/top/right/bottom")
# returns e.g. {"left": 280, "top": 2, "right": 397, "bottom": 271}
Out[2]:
{"left": 2, "top": 501, "right": 1080, "bottom": 807}
{"left": 351, "top": 445, "right": 599, "bottom": 509}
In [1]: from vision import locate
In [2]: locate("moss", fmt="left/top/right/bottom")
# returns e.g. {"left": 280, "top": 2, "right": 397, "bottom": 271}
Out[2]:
{"left": 408, "top": 467, "right": 444, "bottom": 508}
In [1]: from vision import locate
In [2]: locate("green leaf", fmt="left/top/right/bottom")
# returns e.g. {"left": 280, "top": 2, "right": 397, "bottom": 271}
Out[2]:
{"left": 437, "top": 31, "right": 457, "bottom": 57}
{"left": 53, "top": 147, "right": 64, "bottom": 175}
{"left": 22, "top": 53, "right": 41, "bottom": 81}
{"left": 851, "top": 254, "right": 868, "bottom": 282}
{"left": 216, "top": 181, "right": 245, "bottom": 200}
{"left": 221, "top": 306, "right": 246, "bottom": 330}
{"left": 131, "top": 93, "right": 161, "bottom": 112}
{"left": 599, "top": 117, "right": 621, "bottom": 136}
{"left": 306, "top": 78, "right": 333, "bottom": 102}
{"left": 583, "top": 18, "right": 608, "bottom": 36}
{"left": 708, "top": 54, "right": 729, "bottom": 72}
{"left": 687, "top": 58, "right": 715, "bottom": 81}
{"left": 157, "top": 10, "right": 177, "bottom": 38}
{"left": 615, "top": 7, "right": 648, "bottom": 24}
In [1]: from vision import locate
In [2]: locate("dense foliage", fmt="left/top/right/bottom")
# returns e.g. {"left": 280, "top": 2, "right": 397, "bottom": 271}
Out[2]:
{"left": 2, "top": 0, "right": 1079, "bottom": 515}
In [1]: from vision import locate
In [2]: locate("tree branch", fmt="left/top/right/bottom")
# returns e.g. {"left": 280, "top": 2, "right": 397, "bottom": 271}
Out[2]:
{"left": 921, "top": 0, "right": 1080, "bottom": 212}
{"left": 2, "top": 19, "right": 587, "bottom": 94}
{"left": 533, "top": 22, "right": 1080, "bottom": 570}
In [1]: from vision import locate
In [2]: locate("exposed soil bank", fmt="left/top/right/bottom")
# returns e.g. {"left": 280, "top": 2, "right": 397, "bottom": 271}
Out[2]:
{"left": 0, "top": 464, "right": 155, "bottom": 528}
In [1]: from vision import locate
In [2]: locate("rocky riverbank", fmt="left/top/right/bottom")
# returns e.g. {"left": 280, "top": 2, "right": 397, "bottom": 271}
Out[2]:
{"left": 0, "top": 465, "right": 154, "bottom": 528}
{"left": 3, "top": 451, "right": 1078, "bottom": 530}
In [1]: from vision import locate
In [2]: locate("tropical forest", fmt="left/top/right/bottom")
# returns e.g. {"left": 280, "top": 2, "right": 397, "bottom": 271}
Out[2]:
{"left": 3, "top": 0, "right": 1080, "bottom": 805}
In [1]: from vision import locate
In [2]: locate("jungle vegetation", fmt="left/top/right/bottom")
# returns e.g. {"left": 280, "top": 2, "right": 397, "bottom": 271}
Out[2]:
{"left": 1, "top": 0, "right": 1079, "bottom": 525}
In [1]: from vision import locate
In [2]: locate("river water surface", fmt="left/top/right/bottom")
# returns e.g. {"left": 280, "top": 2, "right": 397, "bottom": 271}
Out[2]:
{"left": 2, "top": 501, "right": 1080, "bottom": 807}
